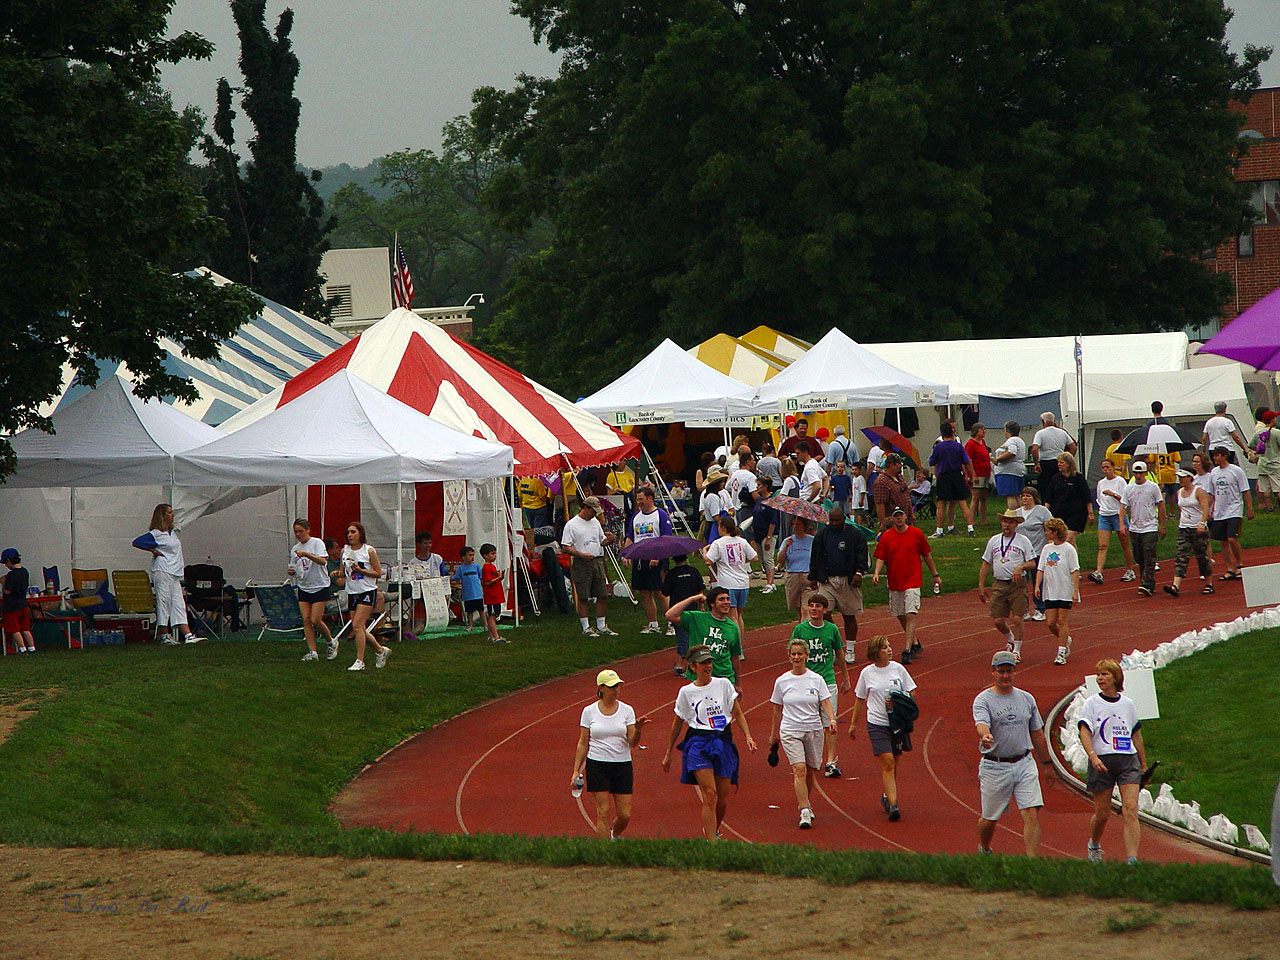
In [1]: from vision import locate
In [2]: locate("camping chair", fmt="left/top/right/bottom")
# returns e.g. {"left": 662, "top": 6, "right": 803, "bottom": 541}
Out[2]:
{"left": 183, "top": 563, "right": 230, "bottom": 639}
{"left": 246, "top": 582, "right": 305, "bottom": 642}
{"left": 111, "top": 569, "right": 157, "bottom": 637}
{"left": 41, "top": 566, "right": 59, "bottom": 594}
{"left": 69, "top": 568, "right": 118, "bottom": 620}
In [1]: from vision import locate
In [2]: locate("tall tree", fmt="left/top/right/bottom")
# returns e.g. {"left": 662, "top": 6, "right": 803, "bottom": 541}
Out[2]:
{"left": 0, "top": 0, "right": 259, "bottom": 475}
{"left": 473, "top": 0, "right": 1269, "bottom": 395}
{"left": 201, "top": 0, "right": 332, "bottom": 316}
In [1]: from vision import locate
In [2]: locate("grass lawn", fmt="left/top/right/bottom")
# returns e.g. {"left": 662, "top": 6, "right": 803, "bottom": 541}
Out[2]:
{"left": 0, "top": 497, "right": 1276, "bottom": 908}
{"left": 1139, "top": 626, "right": 1280, "bottom": 836}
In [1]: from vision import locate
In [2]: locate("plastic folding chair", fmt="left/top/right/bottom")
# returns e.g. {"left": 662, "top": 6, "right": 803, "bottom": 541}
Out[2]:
{"left": 246, "top": 582, "right": 305, "bottom": 642}
{"left": 111, "top": 569, "right": 158, "bottom": 638}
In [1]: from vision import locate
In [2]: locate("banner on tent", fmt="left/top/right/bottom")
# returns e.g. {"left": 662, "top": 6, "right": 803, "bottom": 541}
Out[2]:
{"left": 913, "top": 390, "right": 936, "bottom": 406}
{"left": 783, "top": 394, "right": 846, "bottom": 413}
{"left": 442, "top": 481, "right": 467, "bottom": 536}
{"left": 686, "top": 414, "right": 782, "bottom": 429}
{"left": 609, "top": 408, "right": 675, "bottom": 426}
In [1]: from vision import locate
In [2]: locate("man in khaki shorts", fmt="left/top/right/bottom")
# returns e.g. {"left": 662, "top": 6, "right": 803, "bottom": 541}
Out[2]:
{"left": 560, "top": 496, "right": 618, "bottom": 637}
{"left": 976, "top": 510, "right": 1038, "bottom": 662}
{"left": 806, "top": 505, "right": 868, "bottom": 664}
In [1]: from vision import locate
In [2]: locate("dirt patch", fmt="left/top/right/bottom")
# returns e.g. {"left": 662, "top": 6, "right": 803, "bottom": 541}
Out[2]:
{"left": 0, "top": 690, "right": 52, "bottom": 748}
{"left": 0, "top": 845, "right": 1275, "bottom": 959}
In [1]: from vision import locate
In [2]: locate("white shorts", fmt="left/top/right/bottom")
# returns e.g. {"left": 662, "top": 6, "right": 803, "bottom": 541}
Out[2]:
{"left": 153, "top": 570, "right": 187, "bottom": 627}
{"left": 888, "top": 587, "right": 921, "bottom": 618}
{"left": 978, "top": 754, "right": 1043, "bottom": 820}
{"left": 827, "top": 682, "right": 839, "bottom": 717}
{"left": 780, "top": 729, "right": 823, "bottom": 769}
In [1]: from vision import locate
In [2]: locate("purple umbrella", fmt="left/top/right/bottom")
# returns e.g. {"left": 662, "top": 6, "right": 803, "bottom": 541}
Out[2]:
{"left": 619, "top": 535, "right": 704, "bottom": 562}
{"left": 1200, "top": 286, "right": 1280, "bottom": 370}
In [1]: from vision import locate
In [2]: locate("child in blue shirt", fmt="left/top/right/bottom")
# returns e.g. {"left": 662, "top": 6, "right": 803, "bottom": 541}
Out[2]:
{"left": 451, "top": 545, "right": 484, "bottom": 628}
{"left": 829, "top": 460, "right": 853, "bottom": 514}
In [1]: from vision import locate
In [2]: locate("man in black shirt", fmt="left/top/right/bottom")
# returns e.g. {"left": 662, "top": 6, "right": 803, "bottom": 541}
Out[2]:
{"left": 807, "top": 507, "right": 868, "bottom": 663}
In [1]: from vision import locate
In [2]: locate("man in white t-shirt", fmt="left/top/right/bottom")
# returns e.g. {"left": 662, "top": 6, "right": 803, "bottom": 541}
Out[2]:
{"left": 1201, "top": 402, "right": 1248, "bottom": 464}
{"left": 1030, "top": 412, "right": 1076, "bottom": 496}
{"left": 1208, "top": 446, "right": 1253, "bottom": 578}
{"left": 1121, "top": 461, "right": 1165, "bottom": 596}
{"left": 798, "top": 445, "right": 827, "bottom": 503}
{"left": 625, "top": 486, "right": 674, "bottom": 635}
{"left": 561, "top": 497, "right": 618, "bottom": 637}
{"left": 976, "top": 510, "right": 1037, "bottom": 660}
{"left": 726, "top": 453, "right": 759, "bottom": 524}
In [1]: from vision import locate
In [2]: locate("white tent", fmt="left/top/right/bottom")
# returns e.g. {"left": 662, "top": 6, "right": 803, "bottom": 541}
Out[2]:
{"left": 7, "top": 374, "right": 223, "bottom": 487}
{"left": 1060, "top": 366, "right": 1255, "bottom": 483}
{"left": 576, "top": 338, "right": 757, "bottom": 425}
{"left": 750, "top": 327, "right": 949, "bottom": 410}
{"left": 864, "top": 333, "right": 1189, "bottom": 405}
{"left": 174, "top": 370, "right": 514, "bottom": 486}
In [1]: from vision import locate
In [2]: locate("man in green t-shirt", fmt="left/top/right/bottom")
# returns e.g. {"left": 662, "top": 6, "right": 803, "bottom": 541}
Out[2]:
{"left": 667, "top": 587, "right": 742, "bottom": 693}
{"left": 790, "top": 592, "right": 851, "bottom": 778}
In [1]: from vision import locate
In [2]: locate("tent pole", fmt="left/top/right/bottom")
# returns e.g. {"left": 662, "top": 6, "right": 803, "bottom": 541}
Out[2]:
{"left": 69, "top": 487, "right": 76, "bottom": 571}
{"left": 509, "top": 475, "right": 520, "bottom": 628}
{"left": 320, "top": 485, "right": 326, "bottom": 539}
{"left": 560, "top": 454, "right": 580, "bottom": 613}
{"left": 396, "top": 480, "right": 404, "bottom": 639}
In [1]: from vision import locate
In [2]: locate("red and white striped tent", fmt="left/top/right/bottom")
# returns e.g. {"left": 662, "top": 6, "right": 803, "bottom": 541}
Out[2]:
{"left": 220, "top": 308, "right": 640, "bottom": 475}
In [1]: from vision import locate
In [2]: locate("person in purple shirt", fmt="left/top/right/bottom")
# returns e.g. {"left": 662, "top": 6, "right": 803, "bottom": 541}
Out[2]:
{"left": 929, "top": 421, "right": 976, "bottom": 538}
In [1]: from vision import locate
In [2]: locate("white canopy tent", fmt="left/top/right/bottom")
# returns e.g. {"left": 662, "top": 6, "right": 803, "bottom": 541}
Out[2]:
{"left": 749, "top": 327, "right": 949, "bottom": 410}
{"left": 1060, "top": 366, "right": 1255, "bottom": 484}
{"left": 576, "top": 338, "right": 757, "bottom": 425}
{"left": 864, "top": 332, "right": 1190, "bottom": 405}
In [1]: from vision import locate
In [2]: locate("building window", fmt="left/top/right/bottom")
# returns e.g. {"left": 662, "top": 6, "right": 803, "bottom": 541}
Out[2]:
{"left": 325, "top": 284, "right": 353, "bottom": 318}
{"left": 1238, "top": 230, "right": 1255, "bottom": 258}
{"left": 1246, "top": 180, "right": 1280, "bottom": 225}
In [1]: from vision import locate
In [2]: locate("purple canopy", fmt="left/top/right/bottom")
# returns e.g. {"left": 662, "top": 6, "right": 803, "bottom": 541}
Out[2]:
{"left": 1200, "top": 287, "right": 1280, "bottom": 371}
{"left": 619, "top": 535, "right": 703, "bottom": 562}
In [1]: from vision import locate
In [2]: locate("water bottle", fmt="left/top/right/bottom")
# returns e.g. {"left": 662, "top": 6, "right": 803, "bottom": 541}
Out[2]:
{"left": 933, "top": 581, "right": 941, "bottom": 595}
{"left": 44, "top": 578, "right": 54, "bottom": 594}
{"left": 571, "top": 774, "right": 584, "bottom": 798}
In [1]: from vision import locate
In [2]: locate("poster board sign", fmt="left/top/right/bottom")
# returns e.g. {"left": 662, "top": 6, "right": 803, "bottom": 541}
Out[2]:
{"left": 610, "top": 409, "right": 674, "bottom": 426}
{"left": 442, "top": 480, "right": 467, "bottom": 536}
{"left": 1082, "top": 666, "right": 1159, "bottom": 720}
{"left": 783, "top": 394, "right": 847, "bottom": 413}
{"left": 421, "top": 576, "right": 450, "bottom": 631}
{"left": 1242, "top": 562, "right": 1280, "bottom": 608}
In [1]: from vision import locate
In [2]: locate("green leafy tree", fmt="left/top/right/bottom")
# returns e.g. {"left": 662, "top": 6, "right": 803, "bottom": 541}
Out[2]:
{"left": 201, "top": 0, "right": 332, "bottom": 316}
{"left": 0, "top": 0, "right": 259, "bottom": 475}
{"left": 473, "top": 0, "right": 1269, "bottom": 395}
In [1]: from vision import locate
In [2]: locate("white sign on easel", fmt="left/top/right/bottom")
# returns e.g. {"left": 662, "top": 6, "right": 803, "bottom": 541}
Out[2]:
{"left": 1242, "top": 562, "right": 1280, "bottom": 608}
{"left": 421, "top": 577, "right": 450, "bottom": 631}
{"left": 442, "top": 480, "right": 468, "bottom": 537}
{"left": 1083, "top": 666, "right": 1159, "bottom": 720}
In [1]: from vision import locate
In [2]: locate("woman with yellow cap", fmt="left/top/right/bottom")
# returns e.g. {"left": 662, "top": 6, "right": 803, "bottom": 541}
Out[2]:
{"left": 571, "top": 668, "right": 647, "bottom": 839}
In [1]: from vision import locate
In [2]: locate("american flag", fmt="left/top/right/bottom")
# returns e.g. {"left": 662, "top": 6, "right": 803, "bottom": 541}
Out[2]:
{"left": 391, "top": 236, "right": 415, "bottom": 309}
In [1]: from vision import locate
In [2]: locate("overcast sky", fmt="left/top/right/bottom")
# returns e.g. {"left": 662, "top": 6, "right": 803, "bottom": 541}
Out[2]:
{"left": 161, "top": 0, "right": 1279, "bottom": 169}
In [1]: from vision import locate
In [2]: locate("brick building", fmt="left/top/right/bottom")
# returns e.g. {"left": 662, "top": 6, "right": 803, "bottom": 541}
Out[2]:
{"left": 1199, "top": 86, "right": 1280, "bottom": 337}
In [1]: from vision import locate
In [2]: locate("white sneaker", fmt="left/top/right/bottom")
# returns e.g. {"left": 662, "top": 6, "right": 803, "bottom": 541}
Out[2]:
{"left": 162, "top": 637, "right": 180, "bottom": 646}
{"left": 844, "top": 648, "right": 856, "bottom": 664}
{"left": 1087, "top": 842, "right": 1104, "bottom": 864}
{"left": 1154, "top": 562, "right": 1160, "bottom": 572}
{"left": 760, "top": 584, "right": 776, "bottom": 594}
{"left": 798, "top": 808, "right": 813, "bottom": 829}
{"left": 929, "top": 530, "right": 945, "bottom": 539}
{"left": 300, "top": 650, "right": 319, "bottom": 662}
{"left": 1121, "top": 569, "right": 1136, "bottom": 582}
{"left": 374, "top": 646, "right": 391, "bottom": 669}
{"left": 597, "top": 625, "right": 619, "bottom": 636}
{"left": 347, "top": 659, "right": 365, "bottom": 672}
{"left": 183, "top": 635, "right": 204, "bottom": 644}
{"left": 1053, "top": 646, "right": 1068, "bottom": 666}
{"left": 1029, "top": 611, "right": 1046, "bottom": 621}
{"left": 325, "top": 639, "right": 339, "bottom": 660}
{"left": 582, "top": 627, "right": 600, "bottom": 638}
{"left": 665, "top": 624, "right": 676, "bottom": 636}
{"left": 639, "top": 624, "right": 660, "bottom": 635}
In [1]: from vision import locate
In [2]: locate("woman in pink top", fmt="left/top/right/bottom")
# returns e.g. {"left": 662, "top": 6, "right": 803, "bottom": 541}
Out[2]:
{"left": 965, "top": 424, "right": 992, "bottom": 523}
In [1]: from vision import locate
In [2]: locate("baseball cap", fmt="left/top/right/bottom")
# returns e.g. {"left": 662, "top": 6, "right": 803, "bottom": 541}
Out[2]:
{"left": 1176, "top": 468, "right": 1193, "bottom": 478}
{"left": 596, "top": 669, "right": 624, "bottom": 687}
{"left": 0, "top": 548, "right": 17, "bottom": 563}
{"left": 1131, "top": 461, "right": 1148, "bottom": 473}
{"left": 686, "top": 644, "right": 714, "bottom": 664}
{"left": 582, "top": 496, "right": 602, "bottom": 511}
{"left": 890, "top": 506, "right": 906, "bottom": 516}
{"left": 991, "top": 650, "right": 1018, "bottom": 668}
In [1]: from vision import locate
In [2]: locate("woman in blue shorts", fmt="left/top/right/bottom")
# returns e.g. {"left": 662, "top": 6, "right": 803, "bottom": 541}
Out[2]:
{"left": 662, "top": 644, "right": 758, "bottom": 839}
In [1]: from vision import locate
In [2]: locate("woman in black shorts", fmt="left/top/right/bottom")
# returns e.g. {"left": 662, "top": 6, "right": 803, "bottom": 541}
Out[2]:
{"left": 288, "top": 518, "right": 334, "bottom": 662}
{"left": 1078, "top": 659, "right": 1148, "bottom": 863}
{"left": 571, "top": 669, "right": 647, "bottom": 839}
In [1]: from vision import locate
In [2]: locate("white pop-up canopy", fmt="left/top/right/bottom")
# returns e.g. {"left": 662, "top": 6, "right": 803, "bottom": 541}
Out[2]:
{"left": 749, "top": 327, "right": 949, "bottom": 410}
{"left": 6, "top": 374, "right": 223, "bottom": 488}
{"left": 174, "top": 369, "right": 514, "bottom": 486}
{"left": 577, "top": 338, "right": 757, "bottom": 425}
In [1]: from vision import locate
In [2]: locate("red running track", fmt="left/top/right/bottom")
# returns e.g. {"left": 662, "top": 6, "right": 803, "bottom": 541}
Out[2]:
{"left": 333, "top": 547, "right": 1280, "bottom": 862}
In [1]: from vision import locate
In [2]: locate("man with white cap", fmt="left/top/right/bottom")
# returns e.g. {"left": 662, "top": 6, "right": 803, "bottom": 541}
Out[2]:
{"left": 561, "top": 496, "right": 618, "bottom": 637}
{"left": 973, "top": 650, "right": 1054, "bottom": 855}
{"left": 1121, "top": 461, "right": 1165, "bottom": 597}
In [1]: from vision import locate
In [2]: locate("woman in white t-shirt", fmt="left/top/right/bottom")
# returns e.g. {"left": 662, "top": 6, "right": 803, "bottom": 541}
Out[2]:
{"left": 1089, "top": 458, "right": 1136, "bottom": 585}
{"left": 700, "top": 471, "right": 730, "bottom": 545}
{"left": 848, "top": 635, "right": 918, "bottom": 822}
{"left": 1017, "top": 488, "right": 1054, "bottom": 621}
{"left": 131, "top": 503, "right": 203, "bottom": 645}
{"left": 288, "top": 517, "right": 334, "bottom": 663}
{"left": 768, "top": 639, "right": 837, "bottom": 829}
{"left": 341, "top": 521, "right": 391, "bottom": 672}
{"left": 701, "top": 516, "right": 757, "bottom": 636}
{"left": 1165, "top": 469, "right": 1213, "bottom": 597}
{"left": 1035, "top": 518, "right": 1080, "bottom": 667}
{"left": 571, "top": 668, "right": 647, "bottom": 840}
{"left": 1078, "top": 659, "right": 1148, "bottom": 864}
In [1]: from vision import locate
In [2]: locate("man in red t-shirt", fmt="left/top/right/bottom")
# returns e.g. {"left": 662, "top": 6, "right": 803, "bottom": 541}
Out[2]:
{"left": 872, "top": 507, "right": 942, "bottom": 664}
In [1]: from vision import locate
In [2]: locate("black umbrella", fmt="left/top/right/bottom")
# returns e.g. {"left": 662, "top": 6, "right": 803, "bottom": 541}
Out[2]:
{"left": 1114, "top": 423, "right": 1196, "bottom": 456}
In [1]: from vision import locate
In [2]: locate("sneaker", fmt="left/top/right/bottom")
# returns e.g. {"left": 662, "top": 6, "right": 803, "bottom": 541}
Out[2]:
{"left": 1137, "top": 586, "right": 1152, "bottom": 597}
{"left": 888, "top": 802, "right": 901, "bottom": 822}
{"left": 639, "top": 624, "right": 660, "bottom": 635}
{"left": 760, "top": 584, "right": 776, "bottom": 594}
{"left": 1087, "top": 571, "right": 1104, "bottom": 585}
{"left": 1154, "top": 562, "right": 1160, "bottom": 572}
{"left": 1029, "top": 611, "right": 1046, "bottom": 621}
{"left": 374, "top": 646, "right": 391, "bottom": 669}
{"left": 909, "top": 641, "right": 923, "bottom": 656}
{"left": 490, "top": 636, "right": 510, "bottom": 644}
{"left": 967, "top": 527, "right": 976, "bottom": 537}
{"left": 881, "top": 794, "right": 891, "bottom": 814}
{"left": 900, "top": 650, "right": 913, "bottom": 665}
{"left": 162, "top": 637, "right": 180, "bottom": 646}
{"left": 823, "top": 762, "right": 842, "bottom": 779}
{"left": 183, "top": 635, "right": 204, "bottom": 644}
{"left": 665, "top": 624, "right": 676, "bottom": 636}
{"left": 597, "top": 625, "right": 619, "bottom": 637}
{"left": 347, "top": 660, "right": 365, "bottom": 671}
{"left": 1126, "top": 856, "right": 1138, "bottom": 865}
{"left": 945, "top": 527, "right": 956, "bottom": 536}
{"left": 1121, "top": 570, "right": 1136, "bottom": 582}
{"left": 1087, "top": 842, "right": 1104, "bottom": 864}
{"left": 1053, "top": 646, "right": 1068, "bottom": 666}
{"left": 582, "top": 627, "right": 600, "bottom": 638}
{"left": 844, "top": 648, "right": 857, "bottom": 664}
{"left": 799, "top": 808, "right": 813, "bottom": 829}
{"left": 929, "top": 530, "right": 946, "bottom": 539}
{"left": 300, "top": 650, "right": 319, "bottom": 662}
{"left": 325, "top": 639, "right": 339, "bottom": 660}
{"left": 673, "top": 664, "right": 686, "bottom": 677}
{"left": 978, "top": 845, "right": 993, "bottom": 855}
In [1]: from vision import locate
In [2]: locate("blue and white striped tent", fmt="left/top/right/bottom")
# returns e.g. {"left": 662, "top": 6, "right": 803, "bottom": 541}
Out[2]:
{"left": 45, "top": 269, "right": 348, "bottom": 427}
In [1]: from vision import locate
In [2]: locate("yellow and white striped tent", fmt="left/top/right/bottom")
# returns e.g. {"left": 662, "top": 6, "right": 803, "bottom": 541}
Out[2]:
{"left": 738, "top": 325, "right": 812, "bottom": 364}
{"left": 686, "top": 333, "right": 790, "bottom": 386}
